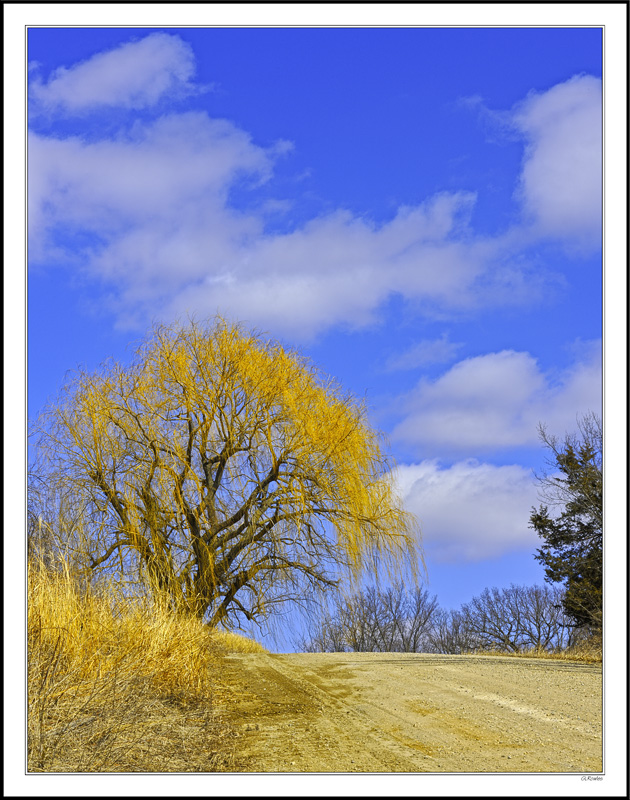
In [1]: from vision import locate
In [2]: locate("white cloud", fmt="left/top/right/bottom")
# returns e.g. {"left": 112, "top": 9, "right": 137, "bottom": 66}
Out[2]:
{"left": 29, "top": 117, "right": 496, "bottom": 336}
{"left": 29, "top": 33, "right": 200, "bottom": 114}
{"left": 27, "top": 43, "right": 602, "bottom": 339}
{"left": 513, "top": 75, "right": 602, "bottom": 249}
{"left": 394, "top": 459, "right": 540, "bottom": 563}
{"left": 28, "top": 112, "right": 273, "bottom": 267}
{"left": 385, "top": 334, "right": 463, "bottom": 371}
{"left": 173, "top": 192, "right": 488, "bottom": 338}
{"left": 392, "top": 343, "right": 602, "bottom": 456}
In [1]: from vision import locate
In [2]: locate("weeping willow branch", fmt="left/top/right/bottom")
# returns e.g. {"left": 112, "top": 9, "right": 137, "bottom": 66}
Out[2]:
{"left": 33, "top": 317, "right": 422, "bottom": 627}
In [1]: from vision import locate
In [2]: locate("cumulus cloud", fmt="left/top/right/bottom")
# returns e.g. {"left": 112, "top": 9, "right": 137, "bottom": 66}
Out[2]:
{"left": 29, "top": 115, "right": 495, "bottom": 336}
{"left": 394, "top": 459, "right": 540, "bottom": 563}
{"left": 29, "top": 33, "right": 200, "bottom": 114}
{"left": 27, "top": 38, "right": 602, "bottom": 339}
{"left": 164, "top": 192, "right": 489, "bottom": 338}
{"left": 28, "top": 112, "right": 273, "bottom": 266}
{"left": 512, "top": 75, "right": 602, "bottom": 249}
{"left": 392, "top": 342, "right": 602, "bottom": 456}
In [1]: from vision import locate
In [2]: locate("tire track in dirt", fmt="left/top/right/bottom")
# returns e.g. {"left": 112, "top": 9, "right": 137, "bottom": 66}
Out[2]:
{"left": 215, "top": 652, "right": 602, "bottom": 773}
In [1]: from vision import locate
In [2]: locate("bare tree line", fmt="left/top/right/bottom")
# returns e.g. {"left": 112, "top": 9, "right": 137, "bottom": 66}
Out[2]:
{"left": 298, "top": 584, "right": 438, "bottom": 653}
{"left": 299, "top": 582, "right": 583, "bottom": 654}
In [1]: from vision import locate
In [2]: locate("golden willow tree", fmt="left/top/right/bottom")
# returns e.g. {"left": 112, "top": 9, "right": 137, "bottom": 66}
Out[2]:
{"left": 35, "top": 319, "right": 420, "bottom": 628}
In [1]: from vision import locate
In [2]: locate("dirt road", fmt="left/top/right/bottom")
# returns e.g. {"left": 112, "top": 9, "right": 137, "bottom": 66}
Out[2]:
{"left": 215, "top": 652, "right": 602, "bottom": 773}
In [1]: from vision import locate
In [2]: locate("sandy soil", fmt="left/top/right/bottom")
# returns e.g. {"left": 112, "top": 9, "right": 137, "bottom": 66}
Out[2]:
{"left": 215, "top": 652, "right": 602, "bottom": 773}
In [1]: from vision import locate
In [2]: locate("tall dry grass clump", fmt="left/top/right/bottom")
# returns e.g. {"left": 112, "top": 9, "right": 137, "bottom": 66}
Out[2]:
{"left": 28, "top": 555, "right": 237, "bottom": 772}
{"left": 209, "top": 629, "right": 268, "bottom": 654}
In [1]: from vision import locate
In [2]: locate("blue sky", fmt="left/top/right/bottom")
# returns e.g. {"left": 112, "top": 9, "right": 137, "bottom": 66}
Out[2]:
{"left": 27, "top": 26, "right": 604, "bottom": 647}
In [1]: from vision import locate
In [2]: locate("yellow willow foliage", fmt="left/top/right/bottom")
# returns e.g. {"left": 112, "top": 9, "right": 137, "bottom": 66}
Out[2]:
{"left": 38, "top": 317, "right": 421, "bottom": 623}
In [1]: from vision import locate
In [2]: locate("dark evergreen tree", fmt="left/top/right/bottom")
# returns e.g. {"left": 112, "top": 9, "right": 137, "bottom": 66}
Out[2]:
{"left": 529, "top": 413, "right": 602, "bottom": 633}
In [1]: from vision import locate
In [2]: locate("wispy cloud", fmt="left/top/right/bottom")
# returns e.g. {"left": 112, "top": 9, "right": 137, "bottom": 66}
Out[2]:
{"left": 394, "top": 459, "right": 540, "bottom": 563}
{"left": 29, "top": 33, "right": 201, "bottom": 114}
{"left": 385, "top": 333, "right": 463, "bottom": 371}
{"left": 391, "top": 341, "right": 602, "bottom": 456}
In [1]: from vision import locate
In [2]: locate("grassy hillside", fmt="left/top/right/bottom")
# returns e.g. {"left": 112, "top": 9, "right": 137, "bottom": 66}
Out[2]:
{"left": 27, "top": 556, "right": 266, "bottom": 772}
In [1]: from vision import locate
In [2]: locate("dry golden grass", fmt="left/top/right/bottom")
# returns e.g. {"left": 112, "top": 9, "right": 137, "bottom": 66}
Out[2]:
{"left": 209, "top": 629, "right": 269, "bottom": 654}
{"left": 27, "top": 557, "right": 258, "bottom": 772}
{"left": 470, "top": 643, "right": 602, "bottom": 664}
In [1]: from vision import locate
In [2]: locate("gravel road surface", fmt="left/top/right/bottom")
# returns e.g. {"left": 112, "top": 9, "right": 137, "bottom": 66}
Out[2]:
{"left": 216, "top": 652, "right": 602, "bottom": 773}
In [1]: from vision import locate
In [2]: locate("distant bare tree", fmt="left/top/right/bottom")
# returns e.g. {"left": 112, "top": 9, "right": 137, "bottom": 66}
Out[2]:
{"left": 300, "top": 582, "right": 579, "bottom": 655}
{"left": 517, "top": 584, "right": 573, "bottom": 651}
{"left": 299, "top": 605, "right": 350, "bottom": 653}
{"left": 457, "top": 584, "right": 574, "bottom": 653}
{"left": 425, "top": 609, "right": 479, "bottom": 654}
{"left": 298, "top": 583, "right": 439, "bottom": 653}
{"left": 461, "top": 586, "right": 525, "bottom": 652}
{"left": 393, "top": 586, "right": 440, "bottom": 652}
